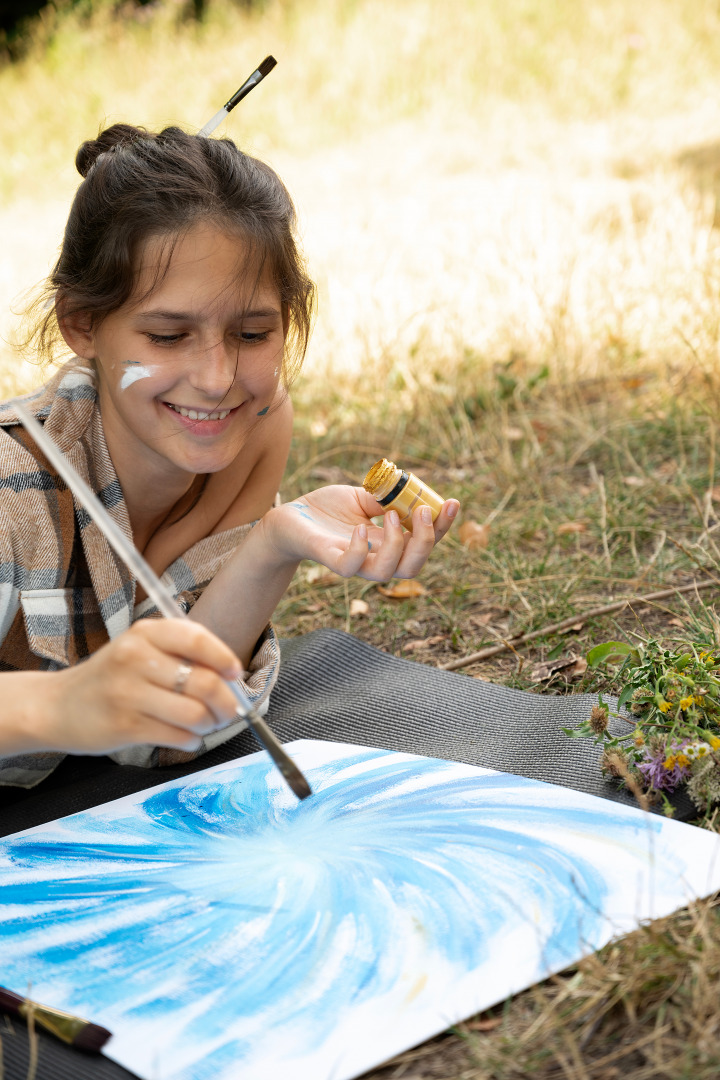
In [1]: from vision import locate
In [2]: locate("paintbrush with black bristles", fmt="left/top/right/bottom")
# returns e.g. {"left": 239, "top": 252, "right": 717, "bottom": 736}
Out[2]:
{"left": 0, "top": 985, "right": 112, "bottom": 1052}
{"left": 199, "top": 55, "right": 277, "bottom": 136}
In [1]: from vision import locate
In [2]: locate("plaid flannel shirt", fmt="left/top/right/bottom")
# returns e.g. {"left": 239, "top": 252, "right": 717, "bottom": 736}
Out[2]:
{"left": 0, "top": 362, "right": 279, "bottom": 787}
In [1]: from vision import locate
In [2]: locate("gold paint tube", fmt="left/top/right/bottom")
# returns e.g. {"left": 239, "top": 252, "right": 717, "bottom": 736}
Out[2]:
{"left": 362, "top": 458, "right": 445, "bottom": 532}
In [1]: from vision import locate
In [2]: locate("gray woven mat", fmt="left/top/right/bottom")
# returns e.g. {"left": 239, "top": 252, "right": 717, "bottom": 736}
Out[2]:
{"left": 0, "top": 628, "right": 685, "bottom": 1079}
{"left": 269, "top": 628, "right": 636, "bottom": 802}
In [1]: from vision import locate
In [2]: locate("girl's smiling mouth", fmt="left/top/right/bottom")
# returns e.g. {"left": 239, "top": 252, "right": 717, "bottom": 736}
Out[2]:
{"left": 161, "top": 401, "right": 242, "bottom": 430}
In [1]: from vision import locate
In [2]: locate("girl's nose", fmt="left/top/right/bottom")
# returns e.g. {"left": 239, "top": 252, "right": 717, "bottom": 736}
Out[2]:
{"left": 188, "top": 337, "right": 238, "bottom": 399}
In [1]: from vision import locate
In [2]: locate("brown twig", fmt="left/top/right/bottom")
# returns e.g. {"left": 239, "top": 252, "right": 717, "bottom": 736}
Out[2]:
{"left": 439, "top": 578, "right": 720, "bottom": 671}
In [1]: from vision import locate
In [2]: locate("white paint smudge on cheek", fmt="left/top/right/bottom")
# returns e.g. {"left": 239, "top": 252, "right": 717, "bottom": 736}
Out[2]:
{"left": 119, "top": 364, "right": 157, "bottom": 390}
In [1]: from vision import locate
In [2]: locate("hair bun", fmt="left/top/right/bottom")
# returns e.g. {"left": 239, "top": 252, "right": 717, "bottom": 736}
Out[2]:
{"left": 75, "top": 123, "right": 148, "bottom": 178}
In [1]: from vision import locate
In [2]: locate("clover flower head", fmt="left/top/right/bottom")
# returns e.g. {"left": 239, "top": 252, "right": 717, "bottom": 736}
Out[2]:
{"left": 589, "top": 705, "right": 609, "bottom": 735}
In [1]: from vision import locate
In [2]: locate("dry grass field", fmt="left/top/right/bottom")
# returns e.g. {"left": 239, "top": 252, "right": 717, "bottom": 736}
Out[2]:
{"left": 3, "top": 0, "right": 720, "bottom": 1076}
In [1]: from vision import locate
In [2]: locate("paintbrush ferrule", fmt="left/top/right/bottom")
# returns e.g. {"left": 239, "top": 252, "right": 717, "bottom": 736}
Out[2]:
{"left": 20, "top": 1000, "right": 99, "bottom": 1046}
{"left": 0, "top": 986, "right": 112, "bottom": 1052}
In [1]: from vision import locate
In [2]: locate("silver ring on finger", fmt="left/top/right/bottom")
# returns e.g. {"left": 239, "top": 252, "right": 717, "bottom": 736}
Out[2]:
{"left": 173, "top": 662, "right": 193, "bottom": 695}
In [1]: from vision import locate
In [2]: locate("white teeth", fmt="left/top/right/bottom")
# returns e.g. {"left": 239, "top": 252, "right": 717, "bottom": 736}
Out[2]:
{"left": 167, "top": 404, "right": 231, "bottom": 421}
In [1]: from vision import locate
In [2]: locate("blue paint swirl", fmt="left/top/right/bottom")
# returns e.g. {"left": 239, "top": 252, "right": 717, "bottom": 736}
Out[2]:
{"left": 0, "top": 745, "right": 665, "bottom": 1079}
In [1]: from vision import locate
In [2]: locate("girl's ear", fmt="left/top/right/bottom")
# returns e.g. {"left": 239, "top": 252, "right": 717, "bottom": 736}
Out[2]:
{"left": 56, "top": 300, "right": 95, "bottom": 360}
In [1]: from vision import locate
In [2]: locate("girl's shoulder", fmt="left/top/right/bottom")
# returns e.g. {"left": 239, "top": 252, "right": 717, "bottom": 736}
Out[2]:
{"left": 0, "top": 360, "right": 96, "bottom": 425}
{"left": 0, "top": 361, "right": 97, "bottom": 462}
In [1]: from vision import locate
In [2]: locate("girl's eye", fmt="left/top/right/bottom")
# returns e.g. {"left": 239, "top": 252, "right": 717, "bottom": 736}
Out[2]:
{"left": 239, "top": 330, "right": 269, "bottom": 344}
{"left": 146, "top": 332, "right": 185, "bottom": 345}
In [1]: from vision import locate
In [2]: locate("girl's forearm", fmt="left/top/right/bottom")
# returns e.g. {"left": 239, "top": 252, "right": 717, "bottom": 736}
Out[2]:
{"left": 0, "top": 672, "right": 58, "bottom": 754}
{"left": 187, "top": 516, "right": 299, "bottom": 669}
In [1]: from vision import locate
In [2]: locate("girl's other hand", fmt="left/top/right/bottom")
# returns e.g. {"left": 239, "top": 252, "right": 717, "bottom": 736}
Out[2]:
{"left": 36, "top": 619, "right": 243, "bottom": 755}
{"left": 264, "top": 485, "right": 460, "bottom": 582}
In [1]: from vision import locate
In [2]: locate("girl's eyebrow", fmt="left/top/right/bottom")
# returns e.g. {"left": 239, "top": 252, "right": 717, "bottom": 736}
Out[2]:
{"left": 134, "top": 307, "right": 282, "bottom": 321}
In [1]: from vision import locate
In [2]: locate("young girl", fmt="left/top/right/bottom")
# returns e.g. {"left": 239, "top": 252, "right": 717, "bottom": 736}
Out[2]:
{"left": 0, "top": 124, "right": 459, "bottom": 788}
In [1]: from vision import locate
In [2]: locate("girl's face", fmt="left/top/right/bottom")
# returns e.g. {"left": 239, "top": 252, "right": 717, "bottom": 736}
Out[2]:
{"left": 71, "top": 223, "right": 286, "bottom": 484}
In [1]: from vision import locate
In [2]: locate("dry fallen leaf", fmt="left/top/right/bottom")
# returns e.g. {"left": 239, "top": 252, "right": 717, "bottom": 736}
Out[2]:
{"left": 468, "top": 611, "right": 500, "bottom": 627}
{"left": 458, "top": 521, "right": 491, "bottom": 549}
{"left": 303, "top": 566, "right": 344, "bottom": 587}
{"left": 349, "top": 598, "right": 370, "bottom": 617}
{"left": 403, "top": 634, "right": 448, "bottom": 653}
{"left": 560, "top": 621, "right": 584, "bottom": 634}
{"left": 709, "top": 485, "right": 720, "bottom": 503}
{"left": 463, "top": 1017, "right": 503, "bottom": 1032}
{"left": 530, "top": 420, "right": 549, "bottom": 442}
{"left": 377, "top": 580, "right": 427, "bottom": 599}
{"left": 668, "top": 617, "right": 686, "bottom": 628}
{"left": 531, "top": 655, "right": 588, "bottom": 682}
{"left": 557, "top": 521, "right": 587, "bottom": 535}
{"left": 623, "top": 475, "right": 645, "bottom": 488}
{"left": 503, "top": 425, "right": 524, "bottom": 442}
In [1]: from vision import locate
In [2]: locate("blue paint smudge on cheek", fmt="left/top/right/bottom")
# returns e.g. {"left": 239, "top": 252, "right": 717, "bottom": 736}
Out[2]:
{"left": 256, "top": 406, "right": 270, "bottom": 416}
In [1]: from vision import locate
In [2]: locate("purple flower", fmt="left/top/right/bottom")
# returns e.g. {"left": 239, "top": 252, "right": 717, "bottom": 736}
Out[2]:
{"left": 637, "top": 741, "right": 691, "bottom": 792}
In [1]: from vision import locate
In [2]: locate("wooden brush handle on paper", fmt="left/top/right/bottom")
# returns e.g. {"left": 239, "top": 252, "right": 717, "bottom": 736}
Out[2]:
{"left": 0, "top": 984, "right": 112, "bottom": 1052}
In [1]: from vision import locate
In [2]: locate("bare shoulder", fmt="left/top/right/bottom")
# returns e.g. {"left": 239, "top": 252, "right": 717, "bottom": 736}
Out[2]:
{"left": 210, "top": 392, "right": 294, "bottom": 532}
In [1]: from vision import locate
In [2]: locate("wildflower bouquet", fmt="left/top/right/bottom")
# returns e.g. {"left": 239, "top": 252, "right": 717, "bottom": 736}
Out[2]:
{"left": 565, "top": 638, "right": 720, "bottom": 816}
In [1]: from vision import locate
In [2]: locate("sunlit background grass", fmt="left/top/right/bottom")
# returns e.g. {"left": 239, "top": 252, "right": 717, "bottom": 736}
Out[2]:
{"left": 3, "top": 2, "right": 720, "bottom": 1076}
{"left": 4, "top": 0, "right": 720, "bottom": 398}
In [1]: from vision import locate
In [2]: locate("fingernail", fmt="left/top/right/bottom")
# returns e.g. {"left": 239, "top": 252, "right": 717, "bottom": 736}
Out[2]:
{"left": 447, "top": 501, "right": 459, "bottom": 519}
{"left": 387, "top": 510, "right": 400, "bottom": 526}
{"left": 358, "top": 523, "right": 368, "bottom": 539}
{"left": 421, "top": 506, "right": 432, "bottom": 525}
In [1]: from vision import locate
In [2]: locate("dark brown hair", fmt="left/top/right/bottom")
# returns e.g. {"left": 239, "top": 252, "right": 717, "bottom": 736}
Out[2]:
{"left": 24, "top": 123, "right": 315, "bottom": 384}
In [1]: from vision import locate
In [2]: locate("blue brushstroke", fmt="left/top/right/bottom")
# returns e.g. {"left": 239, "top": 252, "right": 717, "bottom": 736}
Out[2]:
{"left": 0, "top": 749, "right": 664, "bottom": 1078}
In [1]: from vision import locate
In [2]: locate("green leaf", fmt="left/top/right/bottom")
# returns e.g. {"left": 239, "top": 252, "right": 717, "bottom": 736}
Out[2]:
{"left": 586, "top": 641, "right": 639, "bottom": 669}
{"left": 562, "top": 725, "right": 593, "bottom": 738}
{"left": 547, "top": 641, "right": 564, "bottom": 661}
{"left": 617, "top": 684, "right": 635, "bottom": 712}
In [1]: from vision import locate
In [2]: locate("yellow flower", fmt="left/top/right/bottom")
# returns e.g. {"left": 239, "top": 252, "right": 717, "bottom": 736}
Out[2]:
{"left": 633, "top": 731, "right": 645, "bottom": 747}
{"left": 663, "top": 755, "right": 677, "bottom": 770}
{"left": 694, "top": 695, "right": 706, "bottom": 707}
{"left": 676, "top": 753, "right": 690, "bottom": 769}
{"left": 709, "top": 735, "right": 720, "bottom": 751}
{"left": 679, "top": 696, "right": 693, "bottom": 711}
{"left": 658, "top": 700, "right": 672, "bottom": 714}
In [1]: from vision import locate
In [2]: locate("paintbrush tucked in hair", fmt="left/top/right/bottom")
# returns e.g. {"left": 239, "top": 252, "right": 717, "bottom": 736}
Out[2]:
{"left": 0, "top": 984, "right": 112, "bottom": 1052}
{"left": 199, "top": 55, "right": 277, "bottom": 136}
